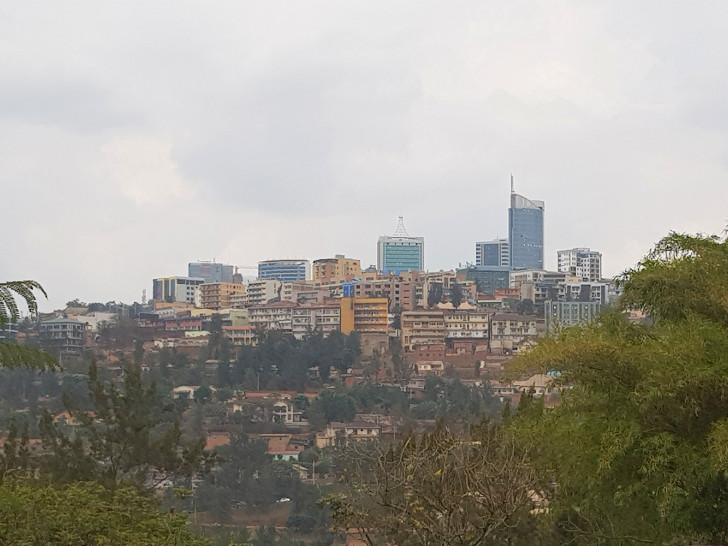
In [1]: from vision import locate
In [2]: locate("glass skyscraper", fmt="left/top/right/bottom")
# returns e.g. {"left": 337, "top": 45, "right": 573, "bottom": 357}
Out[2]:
{"left": 377, "top": 217, "right": 424, "bottom": 272}
{"left": 508, "top": 186, "right": 544, "bottom": 270}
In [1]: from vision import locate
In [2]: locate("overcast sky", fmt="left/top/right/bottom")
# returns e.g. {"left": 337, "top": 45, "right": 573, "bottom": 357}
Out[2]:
{"left": 2, "top": 1, "right": 727, "bottom": 311}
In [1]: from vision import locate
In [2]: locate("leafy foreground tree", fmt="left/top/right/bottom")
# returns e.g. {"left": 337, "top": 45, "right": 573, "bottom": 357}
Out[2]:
{"left": 324, "top": 419, "right": 537, "bottom": 545}
{"left": 508, "top": 231, "right": 728, "bottom": 545}
{"left": 37, "top": 360, "right": 216, "bottom": 490}
{"left": 0, "top": 480, "right": 208, "bottom": 545}
{"left": 0, "top": 280, "right": 56, "bottom": 369}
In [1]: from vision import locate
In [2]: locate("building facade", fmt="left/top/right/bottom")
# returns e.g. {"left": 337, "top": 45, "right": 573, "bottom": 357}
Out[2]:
{"left": 312, "top": 255, "right": 361, "bottom": 283}
{"left": 258, "top": 259, "right": 310, "bottom": 282}
{"left": 340, "top": 297, "right": 389, "bottom": 335}
{"left": 544, "top": 301, "right": 602, "bottom": 333}
{"left": 244, "top": 279, "right": 281, "bottom": 306}
{"left": 153, "top": 276, "right": 204, "bottom": 304}
{"left": 377, "top": 217, "right": 424, "bottom": 272}
{"left": 508, "top": 181, "right": 545, "bottom": 270}
{"left": 188, "top": 261, "right": 234, "bottom": 284}
{"left": 401, "top": 310, "right": 446, "bottom": 351}
{"left": 557, "top": 248, "right": 603, "bottom": 282}
{"left": 199, "top": 283, "right": 246, "bottom": 310}
{"left": 38, "top": 316, "right": 85, "bottom": 356}
{"left": 475, "top": 238, "right": 510, "bottom": 267}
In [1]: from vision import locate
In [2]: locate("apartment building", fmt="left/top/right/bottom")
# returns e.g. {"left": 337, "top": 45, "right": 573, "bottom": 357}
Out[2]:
{"left": 557, "top": 248, "right": 602, "bottom": 282}
{"left": 222, "top": 325, "right": 257, "bottom": 347}
{"left": 401, "top": 310, "right": 445, "bottom": 351}
{"left": 490, "top": 313, "right": 543, "bottom": 353}
{"left": 340, "top": 297, "right": 389, "bottom": 335}
{"left": 312, "top": 255, "right": 361, "bottom": 283}
{"left": 249, "top": 301, "right": 342, "bottom": 339}
{"left": 152, "top": 276, "right": 204, "bottom": 304}
{"left": 38, "top": 316, "right": 86, "bottom": 356}
{"left": 545, "top": 301, "right": 602, "bottom": 333}
{"left": 249, "top": 301, "right": 296, "bottom": 332}
{"left": 443, "top": 310, "right": 490, "bottom": 340}
{"left": 291, "top": 304, "right": 341, "bottom": 339}
{"left": 199, "top": 282, "right": 246, "bottom": 310}
{"left": 243, "top": 279, "right": 281, "bottom": 306}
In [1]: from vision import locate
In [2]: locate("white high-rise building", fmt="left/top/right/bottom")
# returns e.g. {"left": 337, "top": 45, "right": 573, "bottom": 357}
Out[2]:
{"left": 475, "top": 238, "right": 509, "bottom": 267}
{"left": 557, "top": 248, "right": 602, "bottom": 282}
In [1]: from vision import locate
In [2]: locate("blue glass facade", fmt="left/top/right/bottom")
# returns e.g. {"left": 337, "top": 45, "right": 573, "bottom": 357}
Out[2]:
{"left": 258, "top": 260, "right": 309, "bottom": 282}
{"left": 509, "top": 193, "right": 544, "bottom": 270}
{"left": 377, "top": 237, "right": 424, "bottom": 272}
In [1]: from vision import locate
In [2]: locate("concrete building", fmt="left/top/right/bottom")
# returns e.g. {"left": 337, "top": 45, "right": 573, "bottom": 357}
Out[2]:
{"left": 312, "top": 255, "right": 361, "bottom": 283}
{"left": 401, "top": 310, "right": 446, "bottom": 351}
{"left": 258, "top": 259, "right": 310, "bottom": 282}
{"left": 249, "top": 301, "right": 296, "bottom": 332}
{"left": 475, "top": 238, "right": 510, "bottom": 267}
{"left": 508, "top": 177, "right": 544, "bottom": 270}
{"left": 244, "top": 279, "right": 281, "bottom": 306}
{"left": 199, "top": 283, "right": 246, "bottom": 310}
{"left": 490, "top": 313, "right": 543, "bottom": 353}
{"left": 152, "top": 276, "right": 204, "bottom": 304}
{"left": 38, "top": 316, "right": 85, "bottom": 356}
{"left": 458, "top": 266, "right": 511, "bottom": 295}
{"left": 544, "top": 301, "right": 602, "bottom": 333}
{"left": 443, "top": 310, "right": 490, "bottom": 340}
{"left": 340, "top": 297, "right": 389, "bottom": 335}
{"left": 352, "top": 277, "right": 419, "bottom": 312}
{"left": 291, "top": 304, "right": 341, "bottom": 339}
{"left": 557, "top": 248, "right": 603, "bottom": 282}
{"left": 377, "top": 217, "right": 424, "bottom": 272}
{"left": 188, "top": 261, "right": 234, "bottom": 284}
{"left": 249, "top": 301, "right": 342, "bottom": 339}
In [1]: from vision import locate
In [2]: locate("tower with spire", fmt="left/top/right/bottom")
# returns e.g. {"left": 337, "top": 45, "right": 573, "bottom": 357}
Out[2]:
{"left": 377, "top": 217, "right": 424, "bottom": 272}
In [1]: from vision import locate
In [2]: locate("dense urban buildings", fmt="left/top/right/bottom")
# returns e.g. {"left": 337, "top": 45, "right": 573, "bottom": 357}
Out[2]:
{"left": 508, "top": 178, "right": 545, "bottom": 270}
{"left": 188, "top": 261, "right": 234, "bottom": 284}
{"left": 258, "top": 259, "right": 310, "bottom": 282}
{"left": 377, "top": 217, "right": 424, "bottom": 272}
{"left": 557, "top": 248, "right": 603, "bottom": 282}
{"left": 475, "top": 238, "right": 510, "bottom": 267}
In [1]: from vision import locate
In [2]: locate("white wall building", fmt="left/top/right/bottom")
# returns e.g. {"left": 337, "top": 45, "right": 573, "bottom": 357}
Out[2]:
{"left": 557, "top": 248, "right": 603, "bottom": 282}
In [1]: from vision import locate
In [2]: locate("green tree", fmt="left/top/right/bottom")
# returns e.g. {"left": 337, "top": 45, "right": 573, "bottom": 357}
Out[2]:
{"left": 516, "top": 298, "right": 534, "bottom": 315}
{"left": 0, "top": 480, "right": 208, "bottom": 545}
{"left": 508, "top": 231, "right": 728, "bottom": 544}
{"left": 59, "top": 361, "right": 215, "bottom": 490}
{"left": 450, "top": 280, "right": 463, "bottom": 308}
{"left": 427, "top": 282, "right": 443, "bottom": 308}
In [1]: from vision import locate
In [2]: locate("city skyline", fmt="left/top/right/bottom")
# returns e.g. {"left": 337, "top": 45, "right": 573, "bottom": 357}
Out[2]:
{"left": 3, "top": 2, "right": 728, "bottom": 311}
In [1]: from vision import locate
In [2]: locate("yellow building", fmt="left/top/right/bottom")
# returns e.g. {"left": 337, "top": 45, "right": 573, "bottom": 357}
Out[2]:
{"left": 401, "top": 310, "right": 446, "bottom": 351}
{"left": 340, "top": 297, "right": 389, "bottom": 335}
{"left": 312, "top": 255, "right": 361, "bottom": 283}
{"left": 199, "top": 283, "right": 246, "bottom": 310}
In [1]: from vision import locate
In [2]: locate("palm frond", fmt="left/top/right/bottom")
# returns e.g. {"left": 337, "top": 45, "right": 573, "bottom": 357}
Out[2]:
{"left": 0, "top": 280, "right": 47, "bottom": 325}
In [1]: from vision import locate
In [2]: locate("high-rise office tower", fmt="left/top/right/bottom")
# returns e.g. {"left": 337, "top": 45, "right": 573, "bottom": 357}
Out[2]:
{"left": 377, "top": 217, "right": 424, "bottom": 272}
{"left": 557, "top": 248, "right": 602, "bottom": 281}
{"left": 475, "top": 238, "right": 510, "bottom": 267}
{"left": 188, "top": 261, "right": 234, "bottom": 284}
{"left": 508, "top": 176, "right": 544, "bottom": 270}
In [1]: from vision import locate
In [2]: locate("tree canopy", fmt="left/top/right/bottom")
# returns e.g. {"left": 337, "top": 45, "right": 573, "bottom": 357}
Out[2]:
{"left": 0, "top": 480, "right": 208, "bottom": 545}
{"left": 508, "top": 231, "right": 728, "bottom": 544}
